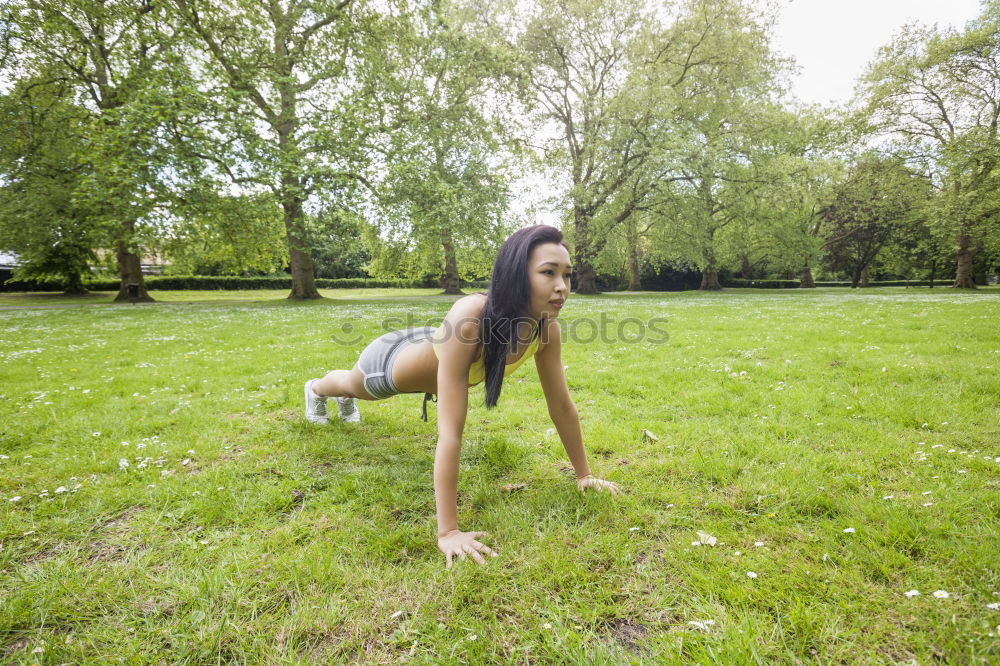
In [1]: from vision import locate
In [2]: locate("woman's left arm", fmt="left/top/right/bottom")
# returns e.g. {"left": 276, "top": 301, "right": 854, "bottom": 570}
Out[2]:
{"left": 534, "top": 319, "right": 620, "bottom": 497}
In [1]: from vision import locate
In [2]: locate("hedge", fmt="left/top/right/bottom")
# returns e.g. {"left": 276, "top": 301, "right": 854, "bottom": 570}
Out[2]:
{"left": 1, "top": 274, "right": 943, "bottom": 292}
{"left": 722, "top": 279, "right": 938, "bottom": 288}
{"left": 1, "top": 275, "right": 492, "bottom": 292}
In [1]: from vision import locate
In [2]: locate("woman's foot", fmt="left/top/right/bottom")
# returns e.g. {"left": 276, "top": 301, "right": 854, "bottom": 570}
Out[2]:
{"left": 304, "top": 379, "right": 328, "bottom": 424}
{"left": 336, "top": 396, "right": 361, "bottom": 423}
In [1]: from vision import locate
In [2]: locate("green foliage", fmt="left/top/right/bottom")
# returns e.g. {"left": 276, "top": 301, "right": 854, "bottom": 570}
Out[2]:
{"left": 861, "top": 3, "right": 1000, "bottom": 278}
{"left": 821, "top": 154, "right": 932, "bottom": 284}
{"left": 0, "top": 76, "right": 102, "bottom": 292}
{"left": 643, "top": 0, "right": 796, "bottom": 282}
{"left": 306, "top": 208, "right": 371, "bottom": 279}
{"left": 3, "top": 0, "right": 998, "bottom": 292}
{"left": 0, "top": 275, "right": 475, "bottom": 292}
{"left": 159, "top": 192, "right": 288, "bottom": 276}
{"left": 365, "top": 0, "right": 521, "bottom": 285}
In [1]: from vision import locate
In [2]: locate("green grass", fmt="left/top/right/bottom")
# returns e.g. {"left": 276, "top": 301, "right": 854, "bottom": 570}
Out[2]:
{"left": 1, "top": 287, "right": 998, "bottom": 663}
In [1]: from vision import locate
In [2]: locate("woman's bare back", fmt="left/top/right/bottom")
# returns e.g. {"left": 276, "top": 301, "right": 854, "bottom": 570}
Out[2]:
{"left": 390, "top": 294, "right": 536, "bottom": 394}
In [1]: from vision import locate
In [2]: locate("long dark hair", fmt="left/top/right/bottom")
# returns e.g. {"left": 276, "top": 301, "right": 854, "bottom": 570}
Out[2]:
{"left": 477, "top": 224, "right": 568, "bottom": 409}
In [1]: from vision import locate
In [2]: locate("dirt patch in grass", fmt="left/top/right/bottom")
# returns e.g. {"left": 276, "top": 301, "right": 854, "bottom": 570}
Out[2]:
{"left": 138, "top": 596, "right": 178, "bottom": 617}
{"left": 87, "top": 542, "right": 127, "bottom": 565}
{"left": 95, "top": 506, "right": 145, "bottom": 531}
{"left": 19, "top": 544, "right": 61, "bottom": 566}
{"left": 219, "top": 446, "right": 247, "bottom": 461}
{"left": 598, "top": 617, "right": 649, "bottom": 651}
{"left": 2, "top": 637, "right": 30, "bottom": 656}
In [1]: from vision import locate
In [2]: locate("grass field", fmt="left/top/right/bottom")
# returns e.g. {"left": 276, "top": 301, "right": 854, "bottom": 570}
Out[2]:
{"left": 1, "top": 287, "right": 998, "bottom": 663}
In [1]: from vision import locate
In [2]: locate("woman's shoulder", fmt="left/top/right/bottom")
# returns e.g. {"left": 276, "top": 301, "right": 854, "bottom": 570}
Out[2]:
{"left": 452, "top": 293, "right": 486, "bottom": 315}
{"left": 435, "top": 293, "right": 486, "bottom": 345}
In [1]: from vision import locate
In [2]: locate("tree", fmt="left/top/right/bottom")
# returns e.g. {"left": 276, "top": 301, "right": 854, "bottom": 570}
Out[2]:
{"left": 880, "top": 204, "right": 952, "bottom": 287}
{"left": 642, "top": 1, "right": 791, "bottom": 290}
{"left": 0, "top": 76, "right": 100, "bottom": 293}
{"left": 520, "top": 0, "right": 659, "bottom": 294}
{"left": 862, "top": 2, "right": 1000, "bottom": 288}
{"left": 3, "top": 0, "right": 191, "bottom": 302}
{"left": 169, "top": 0, "right": 392, "bottom": 299}
{"left": 367, "top": 0, "right": 521, "bottom": 293}
{"left": 821, "top": 155, "right": 930, "bottom": 288}
{"left": 735, "top": 109, "right": 847, "bottom": 288}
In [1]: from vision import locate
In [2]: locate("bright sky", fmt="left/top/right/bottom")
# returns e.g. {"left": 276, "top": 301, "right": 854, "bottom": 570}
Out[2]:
{"left": 771, "top": 0, "right": 983, "bottom": 106}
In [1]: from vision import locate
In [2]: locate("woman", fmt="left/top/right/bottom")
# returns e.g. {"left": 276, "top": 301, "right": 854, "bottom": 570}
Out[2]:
{"left": 304, "top": 225, "right": 621, "bottom": 569}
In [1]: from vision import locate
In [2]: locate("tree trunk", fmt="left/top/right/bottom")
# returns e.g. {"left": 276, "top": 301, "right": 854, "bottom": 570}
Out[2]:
{"left": 850, "top": 266, "right": 861, "bottom": 288}
{"left": 574, "top": 205, "right": 599, "bottom": 295}
{"left": 576, "top": 262, "right": 598, "bottom": 294}
{"left": 860, "top": 265, "right": 870, "bottom": 288}
{"left": 284, "top": 198, "right": 320, "bottom": 299}
{"left": 740, "top": 254, "right": 754, "bottom": 279}
{"left": 64, "top": 272, "right": 88, "bottom": 295}
{"left": 275, "top": 70, "right": 320, "bottom": 300}
{"left": 627, "top": 255, "right": 641, "bottom": 290}
{"left": 798, "top": 267, "right": 815, "bottom": 288}
{"left": 281, "top": 169, "right": 320, "bottom": 299}
{"left": 699, "top": 244, "right": 722, "bottom": 290}
{"left": 700, "top": 266, "right": 722, "bottom": 290}
{"left": 113, "top": 222, "right": 153, "bottom": 302}
{"left": 439, "top": 228, "right": 463, "bottom": 295}
{"left": 626, "top": 218, "right": 641, "bottom": 290}
{"left": 951, "top": 229, "right": 977, "bottom": 289}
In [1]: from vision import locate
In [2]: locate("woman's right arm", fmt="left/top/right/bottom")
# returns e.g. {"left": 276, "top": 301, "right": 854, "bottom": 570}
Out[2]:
{"left": 434, "top": 298, "right": 497, "bottom": 567}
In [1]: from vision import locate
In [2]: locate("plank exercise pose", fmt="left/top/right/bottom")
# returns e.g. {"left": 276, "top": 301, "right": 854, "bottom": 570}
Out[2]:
{"left": 304, "top": 225, "right": 621, "bottom": 568}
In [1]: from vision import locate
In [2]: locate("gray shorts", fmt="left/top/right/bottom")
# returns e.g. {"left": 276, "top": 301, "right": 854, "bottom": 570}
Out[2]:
{"left": 356, "top": 326, "right": 437, "bottom": 401}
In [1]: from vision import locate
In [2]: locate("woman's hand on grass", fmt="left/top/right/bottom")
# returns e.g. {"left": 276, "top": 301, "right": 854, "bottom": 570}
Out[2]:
{"left": 576, "top": 475, "right": 621, "bottom": 497}
{"left": 437, "top": 529, "right": 498, "bottom": 569}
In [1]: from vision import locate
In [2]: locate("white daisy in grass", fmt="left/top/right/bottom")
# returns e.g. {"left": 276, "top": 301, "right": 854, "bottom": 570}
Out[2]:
{"left": 933, "top": 590, "right": 950, "bottom": 599}
{"left": 843, "top": 527, "right": 855, "bottom": 533}
{"left": 8, "top": 496, "right": 21, "bottom": 502}
{"left": 904, "top": 590, "right": 920, "bottom": 598}
{"left": 746, "top": 571, "right": 758, "bottom": 579}
{"left": 986, "top": 603, "right": 999, "bottom": 610}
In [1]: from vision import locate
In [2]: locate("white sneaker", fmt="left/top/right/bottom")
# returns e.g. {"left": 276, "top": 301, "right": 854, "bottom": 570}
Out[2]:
{"left": 304, "top": 379, "right": 328, "bottom": 424}
{"left": 336, "top": 396, "right": 361, "bottom": 423}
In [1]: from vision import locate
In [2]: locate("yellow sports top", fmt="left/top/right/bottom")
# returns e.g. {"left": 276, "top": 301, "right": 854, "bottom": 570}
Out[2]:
{"left": 431, "top": 325, "right": 540, "bottom": 386}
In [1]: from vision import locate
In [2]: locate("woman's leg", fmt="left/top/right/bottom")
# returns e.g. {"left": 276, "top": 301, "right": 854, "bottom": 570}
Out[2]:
{"left": 311, "top": 366, "right": 377, "bottom": 401}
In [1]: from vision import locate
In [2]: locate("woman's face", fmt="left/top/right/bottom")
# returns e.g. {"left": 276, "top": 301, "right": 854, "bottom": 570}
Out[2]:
{"left": 527, "top": 242, "right": 572, "bottom": 321}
